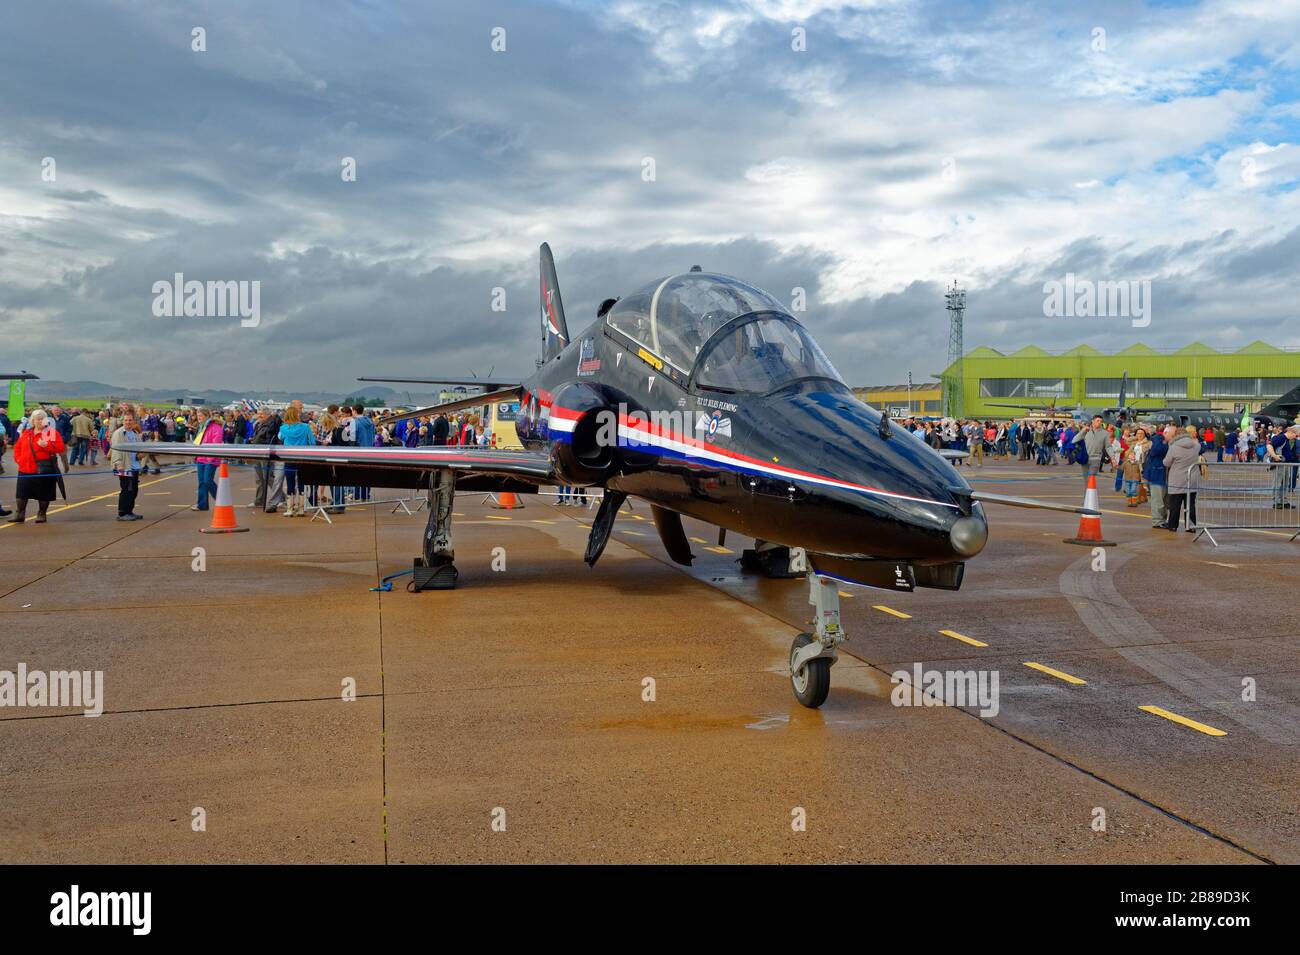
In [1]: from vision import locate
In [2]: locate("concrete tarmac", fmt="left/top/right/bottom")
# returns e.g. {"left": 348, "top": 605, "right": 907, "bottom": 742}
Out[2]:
{"left": 0, "top": 454, "right": 1292, "bottom": 863}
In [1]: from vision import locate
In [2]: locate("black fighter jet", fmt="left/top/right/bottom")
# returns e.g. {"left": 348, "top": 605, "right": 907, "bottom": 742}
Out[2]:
{"left": 122, "top": 245, "right": 1094, "bottom": 708}
{"left": 1255, "top": 384, "right": 1300, "bottom": 426}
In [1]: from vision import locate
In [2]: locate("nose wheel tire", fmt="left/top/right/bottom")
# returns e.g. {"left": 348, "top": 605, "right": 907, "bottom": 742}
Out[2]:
{"left": 790, "top": 632, "right": 831, "bottom": 708}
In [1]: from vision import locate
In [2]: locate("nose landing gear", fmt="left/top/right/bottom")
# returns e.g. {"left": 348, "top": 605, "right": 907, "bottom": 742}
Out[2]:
{"left": 787, "top": 548, "right": 845, "bottom": 708}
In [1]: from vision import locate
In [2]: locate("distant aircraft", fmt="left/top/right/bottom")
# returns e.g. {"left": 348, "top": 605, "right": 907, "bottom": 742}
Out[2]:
{"left": 1250, "top": 384, "right": 1300, "bottom": 427}
{"left": 989, "top": 372, "right": 1249, "bottom": 431}
{"left": 986, "top": 372, "right": 1140, "bottom": 426}
{"left": 121, "top": 245, "right": 1095, "bottom": 708}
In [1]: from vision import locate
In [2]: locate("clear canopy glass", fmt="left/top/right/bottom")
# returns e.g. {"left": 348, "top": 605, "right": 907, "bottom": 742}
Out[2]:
{"left": 694, "top": 315, "right": 843, "bottom": 395}
{"left": 605, "top": 271, "right": 843, "bottom": 394}
{"left": 606, "top": 273, "right": 786, "bottom": 371}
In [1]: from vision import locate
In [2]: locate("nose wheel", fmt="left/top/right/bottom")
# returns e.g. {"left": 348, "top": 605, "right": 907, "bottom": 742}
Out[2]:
{"left": 790, "top": 633, "right": 831, "bottom": 707}
{"left": 786, "top": 550, "right": 845, "bottom": 708}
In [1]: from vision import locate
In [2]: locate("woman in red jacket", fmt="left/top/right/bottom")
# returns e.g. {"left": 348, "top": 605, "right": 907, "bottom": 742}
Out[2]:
{"left": 7, "top": 409, "right": 66, "bottom": 524}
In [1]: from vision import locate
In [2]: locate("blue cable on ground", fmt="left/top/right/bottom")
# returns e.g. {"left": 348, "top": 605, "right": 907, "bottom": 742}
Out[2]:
{"left": 369, "top": 570, "right": 415, "bottom": 592}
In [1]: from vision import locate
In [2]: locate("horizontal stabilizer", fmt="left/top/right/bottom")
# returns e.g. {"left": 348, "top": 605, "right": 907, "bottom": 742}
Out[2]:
{"left": 358, "top": 375, "right": 520, "bottom": 390}
{"left": 378, "top": 387, "right": 523, "bottom": 426}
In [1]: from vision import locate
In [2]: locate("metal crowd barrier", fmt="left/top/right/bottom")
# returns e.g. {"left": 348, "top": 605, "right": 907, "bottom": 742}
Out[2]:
{"left": 1182, "top": 462, "right": 1300, "bottom": 545}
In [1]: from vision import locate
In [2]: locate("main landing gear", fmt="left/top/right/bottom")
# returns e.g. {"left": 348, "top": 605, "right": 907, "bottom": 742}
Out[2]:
{"left": 787, "top": 548, "right": 844, "bottom": 708}
{"left": 412, "top": 469, "right": 458, "bottom": 590}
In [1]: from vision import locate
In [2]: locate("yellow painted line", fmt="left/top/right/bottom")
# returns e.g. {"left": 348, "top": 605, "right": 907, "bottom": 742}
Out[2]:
{"left": 0, "top": 470, "right": 190, "bottom": 529}
{"left": 872, "top": 605, "right": 911, "bottom": 619}
{"left": 837, "top": 591, "right": 853, "bottom": 598}
{"left": 1023, "top": 661, "right": 1087, "bottom": 685}
{"left": 705, "top": 545, "right": 732, "bottom": 554}
{"left": 1139, "top": 705, "right": 1227, "bottom": 737}
{"left": 621, "top": 530, "right": 645, "bottom": 536}
{"left": 689, "top": 536, "right": 707, "bottom": 544}
{"left": 484, "top": 515, "right": 512, "bottom": 521}
{"left": 631, "top": 514, "right": 647, "bottom": 521}
{"left": 940, "top": 629, "right": 988, "bottom": 648}
{"left": 530, "top": 519, "right": 557, "bottom": 524}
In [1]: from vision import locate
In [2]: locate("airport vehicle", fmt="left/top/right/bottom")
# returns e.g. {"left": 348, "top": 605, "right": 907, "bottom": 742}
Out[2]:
{"left": 120, "top": 245, "right": 1094, "bottom": 708}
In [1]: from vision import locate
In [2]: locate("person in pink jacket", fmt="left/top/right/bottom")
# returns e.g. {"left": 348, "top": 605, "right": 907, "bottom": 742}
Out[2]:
{"left": 192, "top": 410, "right": 227, "bottom": 511}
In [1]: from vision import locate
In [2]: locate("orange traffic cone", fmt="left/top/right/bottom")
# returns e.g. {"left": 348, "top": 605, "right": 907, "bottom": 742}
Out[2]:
{"left": 1064, "top": 473, "right": 1113, "bottom": 546}
{"left": 493, "top": 491, "right": 524, "bottom": 510}
{"left": 200, "top": 461, "right": 250, "bottom": 534}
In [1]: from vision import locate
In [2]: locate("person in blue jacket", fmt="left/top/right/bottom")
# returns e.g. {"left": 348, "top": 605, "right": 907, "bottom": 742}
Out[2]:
{"left": 277, "top": 405, "right": 316, "bottom": 517}
{"left": 1143, "top": 425, "right": 1170, "bottom": 528}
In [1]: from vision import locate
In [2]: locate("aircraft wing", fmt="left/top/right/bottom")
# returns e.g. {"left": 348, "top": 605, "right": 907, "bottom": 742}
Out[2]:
{"left": 0, "top": 372, "right": 39, "bottom": 380}
{"left": 112, "top": 441, "right": 554, "bottom": 481}
{"left": 378, "top": 387, "right": 522, "bottom": 426}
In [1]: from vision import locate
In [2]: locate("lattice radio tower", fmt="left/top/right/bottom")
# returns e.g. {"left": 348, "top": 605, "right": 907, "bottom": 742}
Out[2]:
{"left": 943, "top": 282, "right": 966, "bottom": 418}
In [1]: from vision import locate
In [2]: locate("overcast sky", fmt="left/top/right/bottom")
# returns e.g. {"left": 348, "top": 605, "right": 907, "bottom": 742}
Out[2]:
{"left": 1, "top": 0, "right": 1298, "bottom": 392}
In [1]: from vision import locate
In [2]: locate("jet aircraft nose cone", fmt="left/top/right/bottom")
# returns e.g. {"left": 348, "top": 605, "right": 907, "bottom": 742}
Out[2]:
{"left": 949, "top": 514, "right": 988, "bottom": 558}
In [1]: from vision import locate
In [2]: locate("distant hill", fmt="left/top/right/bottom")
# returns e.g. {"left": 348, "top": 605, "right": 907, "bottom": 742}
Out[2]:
{"left": 25, "top": 380, "right": 443, "bottom": 408}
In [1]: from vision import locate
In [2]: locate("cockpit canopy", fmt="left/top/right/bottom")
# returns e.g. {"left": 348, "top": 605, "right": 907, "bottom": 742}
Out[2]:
{"left": 605, "top": 272, "right": 844, "bottom": 395}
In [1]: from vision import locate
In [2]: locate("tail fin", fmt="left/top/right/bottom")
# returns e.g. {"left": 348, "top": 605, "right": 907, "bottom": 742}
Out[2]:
{"left": 1116, "top": 371, "right": 1128, "bottom": 411}
{"left": 539, "top": 243, "right": 569, "bottom": 361}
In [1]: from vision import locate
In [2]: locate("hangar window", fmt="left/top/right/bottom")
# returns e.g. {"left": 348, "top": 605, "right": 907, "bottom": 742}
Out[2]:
{"left": 1135, "top": 377, "right": 1186, "bottom": 398}
{"left": 1204, "top": 377, "right": 1300, "bottom": 398}
{"left": 979, "top": 378, "right": 1071, "bottom": 399}
{"left": 1087, "top": 377, "right": 1187, "bottom": 399}
{"left": 1085, "top": 378, "right": 1124, "bottom": 398}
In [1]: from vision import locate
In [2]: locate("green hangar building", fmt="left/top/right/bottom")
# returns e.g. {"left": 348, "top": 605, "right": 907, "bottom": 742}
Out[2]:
{"left": 939, "top": 341, "right": 1300, "bottom": 419}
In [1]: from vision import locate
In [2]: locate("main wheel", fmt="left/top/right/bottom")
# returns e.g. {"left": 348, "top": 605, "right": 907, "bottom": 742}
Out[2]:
{"left": 789, "top": 632, "right": 830, "bottom": 708}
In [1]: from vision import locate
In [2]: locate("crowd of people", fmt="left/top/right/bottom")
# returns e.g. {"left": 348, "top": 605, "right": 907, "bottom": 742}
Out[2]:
{"left": 0, "top": 401, "right": 494, "bottom": 524}
{"left": 899, "top": 414, "right": 1300, "bottom": 531}
{"left": 4, "top": 402, "right": 1297, "bottom": 534}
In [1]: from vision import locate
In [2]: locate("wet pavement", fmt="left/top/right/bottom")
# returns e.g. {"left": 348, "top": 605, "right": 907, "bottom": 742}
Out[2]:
{"left": 0, "top": 455, "right": 1293, "bottom": 862}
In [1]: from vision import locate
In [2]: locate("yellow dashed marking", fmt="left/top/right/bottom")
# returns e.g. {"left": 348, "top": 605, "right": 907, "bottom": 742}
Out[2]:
{"left": 1, "top": 470, "right": 190, "bottom": 529}
{"left": 689, "top": 536, "right": 707, "bottom": 544}
{"left": 484, "top": 515, "right": 512, "bottom": 521}
{"left": 705, "top": 546, "right": 732, "bottom": 554}
{"left": 622, "top": 530, "right": 645, "bottom": 536}
{"left": 872, "top": 605, "right": 911, "bottom": 619}
{"left": 530, "top": 519, "right": 557, "bottom": 524}
{"left": 837, "top": 591, "right": 853, "bottom": 598}
{"left": 939, "top": 629, "right": 988, "bottom": 648}
{"left": 1139, "top": 705, "right": 1227, "bottom": 737}
{"left": 1023, "top": 661, "right": 1086, "bottom": 685}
